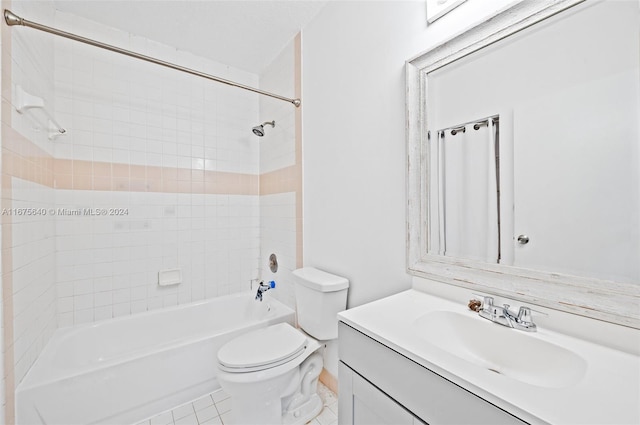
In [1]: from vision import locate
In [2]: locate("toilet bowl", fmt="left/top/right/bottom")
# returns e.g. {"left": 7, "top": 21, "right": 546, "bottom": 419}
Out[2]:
{"left": 217, "top": 267, "right": 349, "bottom": 425}
{"left": 217, "top": 323, "right": 323, "bottom": 425}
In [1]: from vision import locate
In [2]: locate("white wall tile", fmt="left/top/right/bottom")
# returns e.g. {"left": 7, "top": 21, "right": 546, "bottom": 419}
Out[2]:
{"left": 54, "top": 189, "right": 260, "bottom": 324}
{"left": 259, "top": 38, "right": 296, "bottom": 174}
{"left": 9, "top": 179, "right": 57, "bottom": 386}
{"left": 259, "top": 192, "right": 297, "bottom": 310}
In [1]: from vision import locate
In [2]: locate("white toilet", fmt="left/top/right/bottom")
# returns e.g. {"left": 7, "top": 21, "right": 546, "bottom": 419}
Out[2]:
{"left": 217, "top": 267, "right": 349, "bottom": 425}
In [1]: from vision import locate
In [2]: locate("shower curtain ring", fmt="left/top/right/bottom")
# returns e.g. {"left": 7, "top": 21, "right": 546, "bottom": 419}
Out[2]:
{"left": 450, "top": 126, "right": 466, "bottom": 136}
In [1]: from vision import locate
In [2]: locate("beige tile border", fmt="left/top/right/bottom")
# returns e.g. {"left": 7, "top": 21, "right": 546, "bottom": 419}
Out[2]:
{"left": 52, "top": 158, "right": 260, "bottom": 195}
{"left": 1, "top": 125, "right": 260, "bottom": 197}
{"left": 259, "top": 165, "right": 298, "bottom": 196}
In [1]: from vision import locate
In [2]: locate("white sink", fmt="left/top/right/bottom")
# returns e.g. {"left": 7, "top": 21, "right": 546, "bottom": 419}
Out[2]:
{"left": 339, "top": 289, "right": 640, "bottom": 424}
{"left": 412, "top": 310, "right": 587, "bottom": 388}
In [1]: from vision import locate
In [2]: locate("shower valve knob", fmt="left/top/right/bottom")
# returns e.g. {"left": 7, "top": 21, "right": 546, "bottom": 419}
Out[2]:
{"left": 269, "top": 253, "right": 278, "bottom": 273}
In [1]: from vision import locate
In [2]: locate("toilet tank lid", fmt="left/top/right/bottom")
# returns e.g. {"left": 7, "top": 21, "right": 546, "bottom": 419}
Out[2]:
{"left": 292, "top": 267, "right": 349, "bottom": 292}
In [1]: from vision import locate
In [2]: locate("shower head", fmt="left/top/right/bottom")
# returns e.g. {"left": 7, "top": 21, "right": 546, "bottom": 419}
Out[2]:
{"left": 252, "top": 120, "right": 275, "bottom": 137}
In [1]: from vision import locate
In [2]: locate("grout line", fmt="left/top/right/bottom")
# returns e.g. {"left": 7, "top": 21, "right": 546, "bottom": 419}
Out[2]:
{"left": 145, "top": 383, "right": 336, "bottom": 425}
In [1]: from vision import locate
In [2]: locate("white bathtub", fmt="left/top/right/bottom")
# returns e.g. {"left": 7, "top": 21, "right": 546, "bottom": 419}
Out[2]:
{"left": 16, "top": 292, "right": 295, "bottom": 425}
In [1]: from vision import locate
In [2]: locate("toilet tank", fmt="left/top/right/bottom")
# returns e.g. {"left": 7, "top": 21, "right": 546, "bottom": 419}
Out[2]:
{"left": 292, "top": 267, "right": 349, "bottom": 340}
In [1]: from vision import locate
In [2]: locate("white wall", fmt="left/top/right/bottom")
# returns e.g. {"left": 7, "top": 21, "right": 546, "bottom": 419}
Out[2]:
{"left": 301, "top": 0, "right": 518, "bottom": 309}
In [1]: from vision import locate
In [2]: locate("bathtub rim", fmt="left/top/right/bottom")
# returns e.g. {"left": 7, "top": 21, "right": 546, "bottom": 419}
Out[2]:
{"left": 17, "top": 291, "right": 295, "bottom": 392}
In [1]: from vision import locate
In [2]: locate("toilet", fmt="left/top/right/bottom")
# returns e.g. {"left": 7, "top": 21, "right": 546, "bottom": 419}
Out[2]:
{"left": 217, "top": 267, "right": 349, "bottom": 425}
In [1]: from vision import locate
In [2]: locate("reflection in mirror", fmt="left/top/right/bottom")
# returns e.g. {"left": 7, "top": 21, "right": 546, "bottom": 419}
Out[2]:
{"left": 407, "top": 0, "right": 640, "bottom": 327}
{"left": 429, "top": 116, "right": 501, "bottom": 264}
{"left": 425, "top": 0, "right": 639, "bottom": 284}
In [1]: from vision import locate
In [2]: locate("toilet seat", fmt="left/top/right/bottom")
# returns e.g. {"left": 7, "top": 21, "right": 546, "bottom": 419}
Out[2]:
{"left": 218, "top": 323, "right": 307, "bottom": 373}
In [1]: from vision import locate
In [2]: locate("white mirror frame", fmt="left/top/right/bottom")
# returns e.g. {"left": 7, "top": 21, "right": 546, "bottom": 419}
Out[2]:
{"left": 406, "top": 0, "right": 639, "bottom": 329}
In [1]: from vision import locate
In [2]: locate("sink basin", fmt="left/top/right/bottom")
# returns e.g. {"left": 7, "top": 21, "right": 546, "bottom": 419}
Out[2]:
{"left": 412, "top": 311, "right": 587, "bottom": 388}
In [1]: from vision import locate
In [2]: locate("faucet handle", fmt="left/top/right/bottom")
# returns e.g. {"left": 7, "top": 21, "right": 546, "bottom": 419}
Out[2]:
{"left": 474, "top": 295, "right": 496, "bottom": 320}
{"left": 472, "top": 294, "right": 494, "bottom": 304}
{"left": 517, "top": 306, "right": 548, "bottom": 322}
{"left": 482, "top": 296, "right": 494, "bottom": 308}
{"left": 471, "top": 294, "right": 495, "bottom": 316}
{"left": 480, "top": 297, "right": 497, "bottom": 317}
{"left": 470, "top": 294, "right": 493, "bottom": 310}
{"left": 517, "top": 306, "right": 533, "bottom": 323}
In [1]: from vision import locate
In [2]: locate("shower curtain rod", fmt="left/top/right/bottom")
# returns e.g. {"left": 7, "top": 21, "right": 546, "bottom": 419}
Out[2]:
{"left": 3, "top": 9, "right": 302, "bottom": 108}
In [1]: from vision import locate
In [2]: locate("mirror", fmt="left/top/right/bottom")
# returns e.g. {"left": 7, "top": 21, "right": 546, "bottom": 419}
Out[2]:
{"left": 406, "top": 0, "right": 639, "bottom": 328}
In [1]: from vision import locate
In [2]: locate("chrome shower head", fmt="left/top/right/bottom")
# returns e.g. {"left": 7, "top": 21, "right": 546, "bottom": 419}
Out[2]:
{"left": 252, "top": 120, "right": 275, "bottom": 137}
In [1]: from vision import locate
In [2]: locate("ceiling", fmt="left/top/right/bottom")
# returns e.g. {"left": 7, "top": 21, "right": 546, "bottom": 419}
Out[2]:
{"left": 52, "top": 0, "right": 328, "bottom": 74}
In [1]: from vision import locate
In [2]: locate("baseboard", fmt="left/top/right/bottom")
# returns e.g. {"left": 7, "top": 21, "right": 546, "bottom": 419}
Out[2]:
{"left": 319, "top": 367, "right": 338, "bottom": 394}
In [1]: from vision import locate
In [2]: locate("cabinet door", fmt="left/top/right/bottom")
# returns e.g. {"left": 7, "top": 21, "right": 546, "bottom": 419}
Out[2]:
{"left": 340, "top": 361, "right": 418, "bottom": 425}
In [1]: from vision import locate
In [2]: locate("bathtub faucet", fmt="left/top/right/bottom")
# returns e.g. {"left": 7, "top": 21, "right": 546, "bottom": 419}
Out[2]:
{"left": 255, "top": 280, "right": 276, "bottom": 301}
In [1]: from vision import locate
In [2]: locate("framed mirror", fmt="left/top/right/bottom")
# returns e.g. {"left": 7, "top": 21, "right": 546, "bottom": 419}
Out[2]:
{"left": 406, "top": 0, "right": 639, "bottom": 328}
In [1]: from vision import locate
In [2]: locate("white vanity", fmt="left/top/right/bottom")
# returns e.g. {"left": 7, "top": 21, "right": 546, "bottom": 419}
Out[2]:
{"left": 337, "top": 283, "right": 640, "bottom": 425}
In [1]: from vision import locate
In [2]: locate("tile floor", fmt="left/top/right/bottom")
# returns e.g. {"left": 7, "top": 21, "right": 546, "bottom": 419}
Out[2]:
{"left": 135, "top": 382, "right": 338, "bottom": 425}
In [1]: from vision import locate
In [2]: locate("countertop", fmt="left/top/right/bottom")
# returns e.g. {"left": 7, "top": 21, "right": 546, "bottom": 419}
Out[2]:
{"left": 338, "top": 289, "right": 640, "bottom": 425}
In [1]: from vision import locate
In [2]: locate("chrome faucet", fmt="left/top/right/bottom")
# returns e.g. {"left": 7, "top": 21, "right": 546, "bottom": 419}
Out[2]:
{"left": 477, "top": 296, "right": 538, "bottom": 332}
{"left": 255, "top": 280, "right": 275, "bottom": 302}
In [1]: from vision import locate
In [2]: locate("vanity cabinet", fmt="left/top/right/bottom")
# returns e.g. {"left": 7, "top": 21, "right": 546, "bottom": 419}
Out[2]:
{"left": 338, "top": 322, "right": 527, "bottom": 425}
{"left": 339, "top": 363, "right": 424, "bottom": 425}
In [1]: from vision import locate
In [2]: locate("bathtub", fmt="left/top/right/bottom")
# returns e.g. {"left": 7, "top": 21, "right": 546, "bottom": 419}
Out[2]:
{"left": 16, "top": 291, "right": 295, "bottom": 425}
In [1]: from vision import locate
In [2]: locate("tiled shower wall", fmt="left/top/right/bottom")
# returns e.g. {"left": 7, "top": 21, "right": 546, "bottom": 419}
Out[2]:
{"left": 9, "top": 179, "right": 56, "bottom": 388}
{"left": 54, "top": 191, "right": 259, "bottom": 325}
{"left": 51, "top": 11, "right": 262, "bottom": 326}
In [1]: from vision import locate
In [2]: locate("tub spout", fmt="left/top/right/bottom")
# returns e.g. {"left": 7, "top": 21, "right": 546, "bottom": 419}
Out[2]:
{"left": 255, "top": 280, "right": 275, "bottom": 301}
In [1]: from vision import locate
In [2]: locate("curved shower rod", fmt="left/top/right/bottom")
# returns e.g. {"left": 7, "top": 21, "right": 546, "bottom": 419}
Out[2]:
{"left": 4, "top": 9, "right": 302, "bottom": 108}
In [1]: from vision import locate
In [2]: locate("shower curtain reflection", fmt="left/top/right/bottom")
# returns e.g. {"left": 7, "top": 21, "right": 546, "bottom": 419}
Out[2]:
{"left": 439, "top": 117, "right": 499, "bottom": 263}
